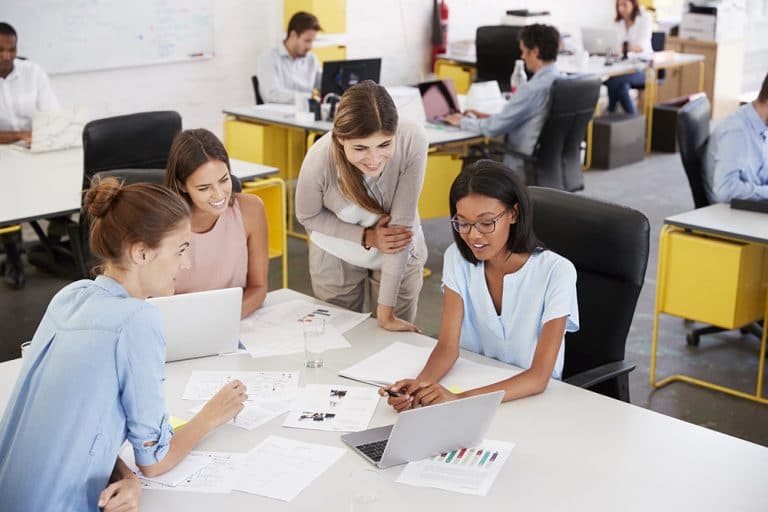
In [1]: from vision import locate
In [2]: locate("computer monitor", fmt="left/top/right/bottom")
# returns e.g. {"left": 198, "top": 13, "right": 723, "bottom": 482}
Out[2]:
{"left": 320, "top": 58, "right": 382, "bottom": 98}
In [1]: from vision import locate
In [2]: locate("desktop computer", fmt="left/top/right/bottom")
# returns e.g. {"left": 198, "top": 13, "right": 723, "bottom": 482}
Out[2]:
{"left": 320, "top": 58, "right": 382, "bottom": 98}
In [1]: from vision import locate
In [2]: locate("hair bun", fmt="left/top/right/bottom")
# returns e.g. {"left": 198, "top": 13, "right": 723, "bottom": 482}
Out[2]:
{"left": 84, "top": 176, "right": 123, "bottom": 219}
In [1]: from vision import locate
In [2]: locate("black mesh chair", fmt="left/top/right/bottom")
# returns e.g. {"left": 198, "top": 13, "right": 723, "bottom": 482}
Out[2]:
{"left": 676, "top": 96, "right": 762, "bottom": 344}
{"left": 530, "top": 187, "right": 650, "bottom": 402}
{"left": 252, "top": 75, "right": 265, "bottom": 105}
{"left": 71, "top": 111, "right": 182, "bottom": 277}
{"left": 514, "top": 76, "right": 601, "bottom": 191}
{"left": 475, "top": 25, "right": 523, "bottom": 92}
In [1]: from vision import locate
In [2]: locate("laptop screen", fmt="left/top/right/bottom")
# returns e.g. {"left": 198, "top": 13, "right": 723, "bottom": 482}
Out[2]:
{"left": 320, "top": 58, "right": 382, "bottom": 98}
{"left": 418, "top": 80, "right": 460, "bottom": 122}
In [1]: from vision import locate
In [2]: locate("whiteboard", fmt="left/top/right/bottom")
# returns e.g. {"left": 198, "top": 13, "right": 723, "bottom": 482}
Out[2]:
{"left": 5, "top": 0, "right": 215, "bottom": 75}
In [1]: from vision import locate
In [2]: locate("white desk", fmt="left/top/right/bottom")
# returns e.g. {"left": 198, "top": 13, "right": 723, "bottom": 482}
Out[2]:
{"left": 2, "top": 288, "right": 767, "bottom": 510}
{"left": 222, "top": 105, "right": 484, "bottom": 147}
{"left": 665, "top": 203, "right": 768, "bottom": 245}
{"left": 0, "top": 146, "right": 83, "bottom": 225}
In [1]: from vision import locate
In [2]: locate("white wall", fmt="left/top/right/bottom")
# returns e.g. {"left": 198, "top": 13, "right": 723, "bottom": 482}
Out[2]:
{"left": 37, "top": 0, "right": 616, "bottom": 137}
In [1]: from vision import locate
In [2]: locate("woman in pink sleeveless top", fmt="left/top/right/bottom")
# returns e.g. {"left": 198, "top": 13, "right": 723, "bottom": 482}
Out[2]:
{"left": 164, "top": 129, "right": 269, "bottom": 318}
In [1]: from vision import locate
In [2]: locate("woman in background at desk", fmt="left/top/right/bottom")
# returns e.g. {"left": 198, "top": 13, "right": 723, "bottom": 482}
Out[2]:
{"left": 296, "top": 80, "right": 428, "bottom": 332}
{"left": 164, "top": 129, "right": 269, "bottom": 318}
{"left": 605, "top": 0, "right": 653, "bottom": 114}
{"left": 382, "top": 160, "right": 579, "bottom": 409}
{"left": 0, "top": 178, "right": 247, "bottom": 512}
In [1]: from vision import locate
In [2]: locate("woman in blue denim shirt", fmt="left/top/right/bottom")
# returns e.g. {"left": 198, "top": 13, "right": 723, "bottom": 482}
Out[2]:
{"left": 0, "top": 177, "right": 248, "bottom": 512}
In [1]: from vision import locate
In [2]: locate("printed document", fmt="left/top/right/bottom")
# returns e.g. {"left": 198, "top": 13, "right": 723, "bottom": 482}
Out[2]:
{"left": 283, "top": 384, "right": 380, "bottom": 432}
{"left": 181, "top": 370, "right": 299, "bottom": 401}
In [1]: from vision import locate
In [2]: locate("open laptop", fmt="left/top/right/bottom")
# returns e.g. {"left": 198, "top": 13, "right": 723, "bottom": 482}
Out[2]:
{"left": 320, "top": 58, "right": 382, "bottom": 98}
{"left": 418, "top": 79, "right": 460, "bottom": 124}
{"left": 148, "top": 287, "right": 242, "bottom": 362}
{"left": 581, "top": 27, "right": 621, "bottom": 56}
{"left": 341, "top": 390, "right": 503, "bottom": 469}
{"left": 29, "top": 107, "right": 88, "bottom": 152}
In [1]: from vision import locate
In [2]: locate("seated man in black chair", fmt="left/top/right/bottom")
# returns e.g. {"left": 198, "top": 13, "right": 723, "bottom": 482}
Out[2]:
{"left": 703, "top": 71, "right": 768, "bottom": 203}
{"left": 443, "top": 24, "right": 561, "bottom": 179}
{"left": 0, "top": 22, "right": 61, "bottom": 289}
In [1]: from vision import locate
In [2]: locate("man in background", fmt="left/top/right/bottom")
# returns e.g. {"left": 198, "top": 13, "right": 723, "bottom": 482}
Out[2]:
{"left": 256, "top": 11, "right": 322, "bottom": 104}
{"left": 443, "top": 24, "right": 561, "bottom": 179}
{"left": 0, "top": 21, "right": 60, "bottom": 289}
{"left": 704, "top": 71, "right": 768, "bottom": 203}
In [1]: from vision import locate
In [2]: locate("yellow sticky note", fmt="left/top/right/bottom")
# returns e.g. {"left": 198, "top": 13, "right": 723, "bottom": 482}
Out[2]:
{"left": 447, "top": 386, "right": 464, "bottom": 394}
{"left": 169, "top": 416, "right": 188, "bottom": 432}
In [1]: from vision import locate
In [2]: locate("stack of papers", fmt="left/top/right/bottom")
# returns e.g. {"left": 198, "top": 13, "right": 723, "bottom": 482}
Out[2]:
{"left": 239, "top": 299, "right": 368, "bottom": 358}
{"left": 283, "top": 384, "right": 380, "bottom": 432}
{"left": 397, "top": 440, "right": 515, "bottom": 496}
{"left": 338, "top": 342, "right": 520, "bottom": 392}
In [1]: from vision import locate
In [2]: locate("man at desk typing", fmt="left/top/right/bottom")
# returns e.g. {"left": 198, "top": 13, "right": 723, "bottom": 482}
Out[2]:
{"left": 0, "top": 22, "right": 60, "bottom": 289}
{"left": 255, "top": 11, "right": 322, "bottom": 104}
{"left": 443, "top": 24, "right": 561, "bottom": 180}
{"left": 703, "top": 71, "right": 768, "bottom": 203}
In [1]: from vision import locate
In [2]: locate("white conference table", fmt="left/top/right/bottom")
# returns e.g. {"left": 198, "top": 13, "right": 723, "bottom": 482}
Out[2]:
{"left": 222, "top": 105, "right": 484, "bottom": 147}
{"left": 2, "top": 288, "right": 767, "bottom": 510}
{"left": 0, "top": 143, "right": 278, "bottom": 226}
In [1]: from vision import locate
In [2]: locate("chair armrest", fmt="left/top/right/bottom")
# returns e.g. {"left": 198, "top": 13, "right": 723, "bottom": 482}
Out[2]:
{"left": 564, "top": 361, "right": 636, "bottom": 389}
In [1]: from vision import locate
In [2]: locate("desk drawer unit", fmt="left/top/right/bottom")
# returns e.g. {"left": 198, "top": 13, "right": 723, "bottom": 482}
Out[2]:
{"left": 659, "top": 229, "right": 766, "bottom": 329}
{"left": 434, "top": 59, "right": 474, "bottom": 95}
{"left": 224, "top": 119, "right": 301, "bottom": 182}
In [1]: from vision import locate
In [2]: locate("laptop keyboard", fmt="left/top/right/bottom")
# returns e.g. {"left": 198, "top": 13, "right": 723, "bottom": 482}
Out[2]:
{"left": 356, "top": 440, "right": 388, "bottom": 462}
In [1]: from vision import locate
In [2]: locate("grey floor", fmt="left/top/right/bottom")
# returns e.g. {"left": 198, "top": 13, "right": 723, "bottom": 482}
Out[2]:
{"left": 2, "top": 152, "right": 767, "bottom": 446}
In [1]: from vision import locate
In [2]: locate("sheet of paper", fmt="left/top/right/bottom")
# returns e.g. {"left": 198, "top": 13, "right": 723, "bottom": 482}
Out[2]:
{"left": 137, "top": 452, "right": 245, "bottom": 494}
{"left": 396, "top": 440, "right": 515, "bottom": 496}
{"left": 283, "top": 384, "right": 380, "bottom": 432}
{"left": 241, "top": 321, "right": 351, "bottom": 359}
{"left": 119, "top": 444, "right": 213, "bottom": 488}
{"left": 338, "top": 342, "right": 520, "bottom": 391}
{"left": 191, "top": 399, "right": 291, "bottom": 431}
{"left": 232, "top": 435, "right": 346, "bottom": 501}
{"left": 181, "top": 371, "right": 299, "bottom": 401}
{"left": 244, "top": 298, "right": 369, "bottom": 334}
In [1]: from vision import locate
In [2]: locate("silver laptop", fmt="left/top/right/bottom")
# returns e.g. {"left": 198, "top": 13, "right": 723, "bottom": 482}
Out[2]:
{"left": 341, "top": 390, "right": 503, "bottom": 469}
{"left": 148, "top": 287, "right": 242, "bottom": 362}
{"left": 581, "top": 27, "right": 621, "bottom": 55}
{"left": 29, "top": 107, "right": 88, "bottom": 153}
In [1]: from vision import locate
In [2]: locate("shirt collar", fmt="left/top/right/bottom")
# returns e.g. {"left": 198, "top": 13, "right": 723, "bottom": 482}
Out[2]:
{"left": 94, "top": 275, "right": 130, "bottom": 298}
{"left": 530, "top": 63, "right": 558, "bottom": 81}
{"left": 1, "top": 59, "right": 22, "bottom": 82}
{"left": 744, "top": 103, "right": 767, "bottom": 140}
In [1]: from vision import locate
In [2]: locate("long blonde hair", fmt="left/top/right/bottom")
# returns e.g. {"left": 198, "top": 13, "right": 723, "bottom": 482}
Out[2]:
{"left": 331, "top": 80, "right": 398, "bottom": 214}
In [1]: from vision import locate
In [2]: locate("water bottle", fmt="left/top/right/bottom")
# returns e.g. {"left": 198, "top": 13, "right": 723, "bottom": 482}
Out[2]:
{"left": 510, "top": 59, "right": 527, "bottom": 94}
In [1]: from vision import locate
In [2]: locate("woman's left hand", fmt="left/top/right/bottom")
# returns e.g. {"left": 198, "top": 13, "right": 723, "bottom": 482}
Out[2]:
{"left": 377, "top": 315, "right": 420, "bottom": 333}
{"left": 98, "top": 473, "right": 141, "bottom": 512}
{"left": 412, "top": 383, "right": 459, "bottom": 407}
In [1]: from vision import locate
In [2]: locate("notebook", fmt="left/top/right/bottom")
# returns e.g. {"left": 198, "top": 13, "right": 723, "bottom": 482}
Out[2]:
{"left": 29, "top": 107, "right": 88, "bottom": 153}
{"left": 148, "top": 287, "right": 242, "bottom": 362}
{"left": 418, "top": 79, "right": 460, "bottom": 124}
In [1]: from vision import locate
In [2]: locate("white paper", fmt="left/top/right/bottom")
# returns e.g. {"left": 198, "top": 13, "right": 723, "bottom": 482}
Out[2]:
{"left": 283, "top": 384, "right": 380, "bottom": 432}
{"left": 191, "top": 399, "right": 291, "bottom": 431}
{"left": 244, "top": 299, "right": 369, "bottom": 334}
{"left": 338, "top": 342, "right": 520, "bottom": 392}
{"left": 241, "top": 321, "right": 351, "bottom": 359}
{"left": 138, "top": 451, "right": 245, "bottom": 494}
{"left": 119, "top": 444, "right": 213, "bottom": 488}
{"left": 181, "top": 371, "right": 299, "bottom": 401}
{"left": 232, "top": 435, "right": 346, "bottom": 501}
{"left": 396, "top": 440, "right": 515, "bottom": 496}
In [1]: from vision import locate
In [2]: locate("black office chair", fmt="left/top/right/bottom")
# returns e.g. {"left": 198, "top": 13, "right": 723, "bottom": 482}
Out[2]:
{"left": 71, "top": 111, "right": 182, "bottom": 277}
{"left": 529, "top": 187, "right": 650, "bottom": 402}
{"left": 514, "top": 76, "right": 601, "bottom": 191}
{"left": 252, "top": 75, "right": 265, "bottom": 105}
{"left": 676, "top": 96, "right": 763, "bottom": 345}
{"left": 475, "top": 25, "right": 523, "bottom": 92}
{"left": 632, "top": 31, "right": 667, "bottom": 98}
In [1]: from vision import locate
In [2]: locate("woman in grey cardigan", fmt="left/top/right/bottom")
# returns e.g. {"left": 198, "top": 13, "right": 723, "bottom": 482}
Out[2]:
{"left": 296, "top": 81, "right": 428, "bottom": 332}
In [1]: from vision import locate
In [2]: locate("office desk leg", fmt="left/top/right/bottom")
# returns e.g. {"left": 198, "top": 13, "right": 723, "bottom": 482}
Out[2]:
{"left": 649, "top": 225, "right": 671, "bottom": 387}
{"left": 644, "top": 66, "right": 656, "bottom": 153}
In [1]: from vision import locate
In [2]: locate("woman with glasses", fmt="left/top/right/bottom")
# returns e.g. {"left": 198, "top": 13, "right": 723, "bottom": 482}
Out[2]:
{"left": 382, "top": 160, "right": 579, "bottom": 409}
{"left": 296, "top": 80, "right": 428, "bottom": 332}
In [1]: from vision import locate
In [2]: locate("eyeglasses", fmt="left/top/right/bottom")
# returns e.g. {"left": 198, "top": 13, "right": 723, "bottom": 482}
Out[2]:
{"left": 451, "top": 211, "right": 507, "bottom": 235}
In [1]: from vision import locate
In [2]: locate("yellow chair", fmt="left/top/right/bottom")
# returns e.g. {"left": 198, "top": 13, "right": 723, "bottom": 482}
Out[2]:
{"left": 241, "top": 177, "right": 288, "bottom": 289}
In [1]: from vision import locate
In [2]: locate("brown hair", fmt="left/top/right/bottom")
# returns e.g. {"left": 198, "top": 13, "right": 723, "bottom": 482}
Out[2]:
{"left": 286, "top": 11, "right": 321, "bottom": 38}
{"left": 758, "top": 72, "right": 768, "bottom": 103}
{"left": 331, "top": 80, "right": 398, "bottom": 214}
{"left": 164, "top": 128, "right": 234, "bottom": 207}
{"left": 85, "top": 176, "right": 190, "bottom": 269}
{"left": 615, "top": 0, "right": 640, "bottom": 22}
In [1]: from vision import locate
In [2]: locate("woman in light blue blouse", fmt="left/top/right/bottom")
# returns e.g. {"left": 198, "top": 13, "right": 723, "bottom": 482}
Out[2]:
{"left": 383, "top": 160, "right": 579, "bottom": 410}
{"left": 0, "top": 178, "right": 248, "bottom": 512}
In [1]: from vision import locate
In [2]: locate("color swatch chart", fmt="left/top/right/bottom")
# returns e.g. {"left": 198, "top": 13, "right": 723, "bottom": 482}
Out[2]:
{"left": 431, "top": 447, "right": 500, "bottom": 469}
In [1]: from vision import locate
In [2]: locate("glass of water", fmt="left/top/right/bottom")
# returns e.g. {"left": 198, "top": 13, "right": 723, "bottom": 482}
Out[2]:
{"left": 303, "top": 317, "right": 325, "bottom": 368}
{"left": 350, "top": 468, "right": 380, "bottom": 511}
